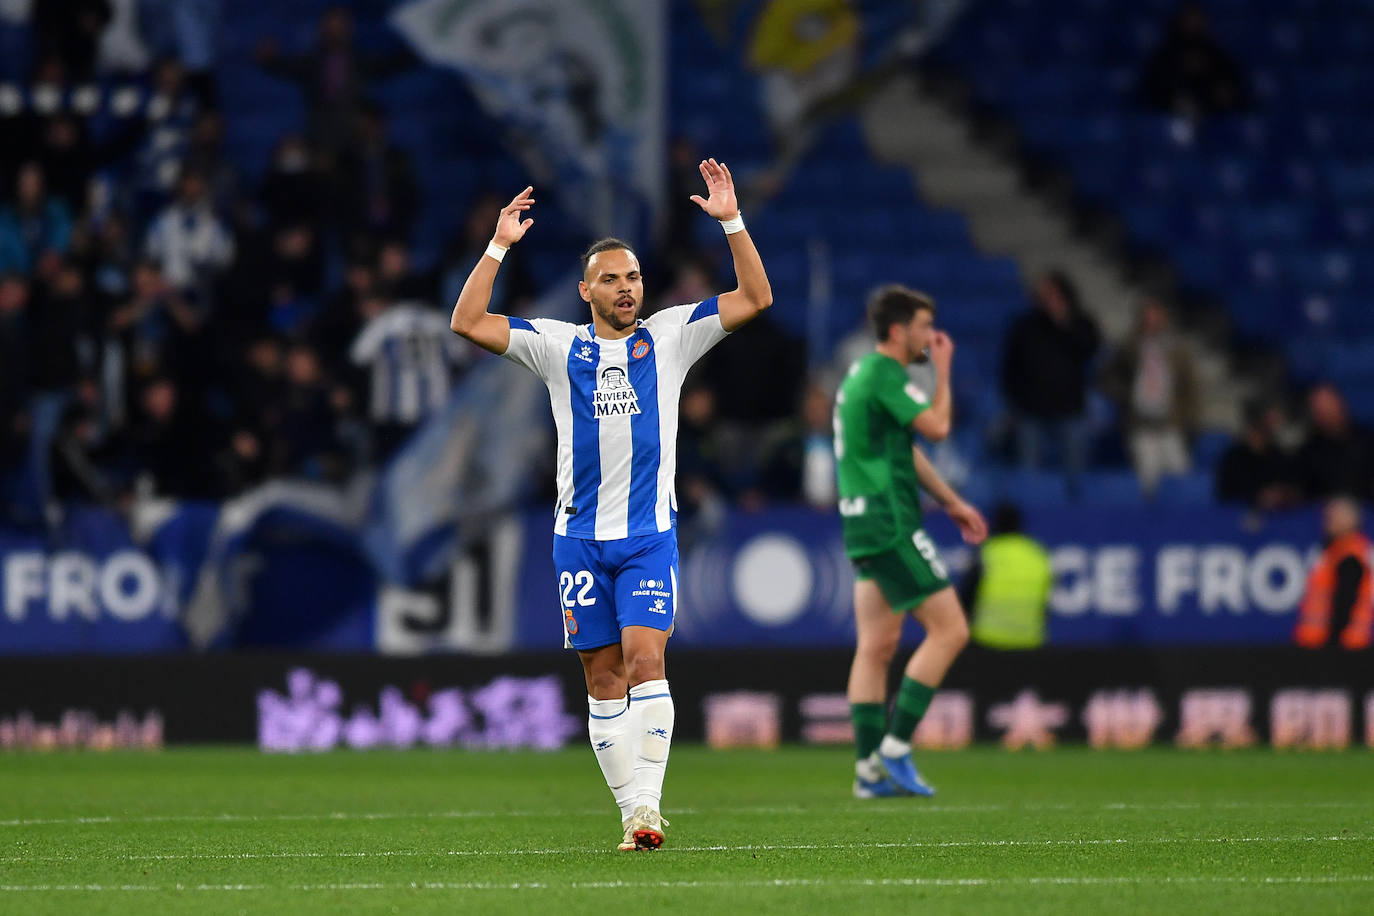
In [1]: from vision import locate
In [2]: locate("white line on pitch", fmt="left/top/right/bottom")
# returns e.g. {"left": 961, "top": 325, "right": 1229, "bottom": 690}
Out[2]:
{"left": 0, "top": 799, "right": 1365, "bottom": 828}
{"left": 2, "top": 835, "right": 1369, "bottom": 864}
{"left": 2, "top": 875, "right": 1374, "bottom": 893}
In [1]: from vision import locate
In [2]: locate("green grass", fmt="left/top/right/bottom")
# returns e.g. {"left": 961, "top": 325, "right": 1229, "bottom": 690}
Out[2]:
{"left": 1, "top": 746, "right": 1371, "bottom": 914}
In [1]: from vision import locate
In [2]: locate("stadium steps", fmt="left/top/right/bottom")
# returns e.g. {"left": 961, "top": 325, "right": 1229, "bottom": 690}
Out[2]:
{"left": 858, "top": 74, "right": 1245, "bottom": 432}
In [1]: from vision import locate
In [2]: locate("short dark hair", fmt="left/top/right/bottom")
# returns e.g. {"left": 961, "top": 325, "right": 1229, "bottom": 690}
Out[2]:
{"left": 580, "top": 237, "right": 635, "bottom": 276}
{"left": 990, "top": 502, "right": 1024, "bottom": 535}
{"left": 867, "top": 284, "right": 935, "bottom": 341}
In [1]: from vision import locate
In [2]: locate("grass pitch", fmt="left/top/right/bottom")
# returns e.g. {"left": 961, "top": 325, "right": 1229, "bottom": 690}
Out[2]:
{"left": 1, "top": 746, "right": 1371, "bottom": 914}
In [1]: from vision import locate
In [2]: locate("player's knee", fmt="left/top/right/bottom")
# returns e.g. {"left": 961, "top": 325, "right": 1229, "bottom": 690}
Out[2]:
{"left": 937, "top": 613, "right": 970, "bottom": 653}
{"left": 857, "top": 633, "right": 900, "bottom": 665}
{"left": 625, "top": 652, "right": 665, "bottom": 685}
{"left": 586, "top": 669, "right": 627, "bottom": 699}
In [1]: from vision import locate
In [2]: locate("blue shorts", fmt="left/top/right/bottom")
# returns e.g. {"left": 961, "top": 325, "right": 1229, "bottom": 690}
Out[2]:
{"left": 552, "top": 528, "right": 678, "bottom": 650}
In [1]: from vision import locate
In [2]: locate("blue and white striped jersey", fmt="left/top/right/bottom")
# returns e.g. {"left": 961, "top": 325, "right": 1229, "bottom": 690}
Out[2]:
{"left": 502, "top": 296, "right": 729, "bottom": 540}
{"left": 352, "top": 302, "right": 471, "bottom": 424}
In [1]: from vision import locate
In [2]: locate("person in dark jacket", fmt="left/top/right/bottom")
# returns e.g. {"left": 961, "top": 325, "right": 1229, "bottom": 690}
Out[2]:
{"left": 1292, "top": 384, "right": 1373, "bottom": 502}
{"left": 1215, "top": 402, "right": 1300, "bottom": 510}
{"left": 1000, "top": 271, "right": 1100, "bottom": 492}
{"left": 1139, "top": 2, "right": 1249, "bottom": 117}
{"left": 255, "top": 6, "right": 415, "bottom": 161}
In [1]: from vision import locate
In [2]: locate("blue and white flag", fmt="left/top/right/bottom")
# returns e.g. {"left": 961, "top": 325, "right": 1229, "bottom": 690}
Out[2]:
{"left": 390, "top": 0, "right": 665, "bottom": 238}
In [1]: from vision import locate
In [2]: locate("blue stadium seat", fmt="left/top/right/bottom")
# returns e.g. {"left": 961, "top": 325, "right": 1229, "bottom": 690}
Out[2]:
{"left": 1083, "top": 471, "right": 1145, "bottom": 508}
{"left": 1154, "top": 473, "right": 1215, "bottom": 506}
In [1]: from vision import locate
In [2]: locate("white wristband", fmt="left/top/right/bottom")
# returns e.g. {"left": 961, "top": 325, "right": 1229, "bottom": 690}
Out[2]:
{"left": 719, "top": 213, "right": 745, "bottom": 235}
{"left": 485, "top": 241, "right": 508, "bottom": 262}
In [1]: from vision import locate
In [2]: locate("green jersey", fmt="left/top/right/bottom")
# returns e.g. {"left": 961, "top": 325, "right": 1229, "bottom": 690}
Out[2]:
{"left": 833, "top": 351, "right": 930, "bottom": 557}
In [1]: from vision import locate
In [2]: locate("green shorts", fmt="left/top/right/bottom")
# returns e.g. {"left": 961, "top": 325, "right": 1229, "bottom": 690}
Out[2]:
{"left": 852, "top": 529, "right": 951, "bottom": 612}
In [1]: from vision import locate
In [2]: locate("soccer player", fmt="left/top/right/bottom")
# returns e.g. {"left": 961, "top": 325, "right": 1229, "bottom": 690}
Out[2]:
{"left": 834, "top": 285, "right": 988, "bottom": 798}
{"left": 449, "top": 161, "right": 772, "bottom": 850}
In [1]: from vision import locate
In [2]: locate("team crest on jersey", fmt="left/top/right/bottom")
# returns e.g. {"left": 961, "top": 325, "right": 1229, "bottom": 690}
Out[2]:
{"left": 594, "top": 366, "right": 641, "bottom": 418}
{"left": 632, "top": 339, "right": 651, "bottom": 359}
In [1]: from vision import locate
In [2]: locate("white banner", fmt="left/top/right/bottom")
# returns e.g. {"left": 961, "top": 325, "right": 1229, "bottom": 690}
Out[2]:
{"left": 392, "top": 0, "right": 665, "bottom": 238}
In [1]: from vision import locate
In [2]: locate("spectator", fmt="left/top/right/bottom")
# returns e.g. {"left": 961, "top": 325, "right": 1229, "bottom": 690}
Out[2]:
{"left": 309, "top": 252, "right": 377, "bottom": 374}
{"left": 137, "top": 0, "right": 222, "bottom": 108}
{"left": 753, "top": 382, "right": 836, "bottom": 509}
{"left": 1292, "top": 384, "right": 1373, "bottom": 502}
{"left": 82, "top": 213, "right": 136, "bottom": 316}
{"left": 349, "top": 299, "right": 469, "bottom": 460}
{"left": 1139, "top": 1, "right": 1249, "bottom": 117}
{"left": 999, "top": 270, "right": 1100, "bottom": 492}
{"left": 1294, "top": 497, "right": 1372, "bottom": 651}
{"left": 276, "top": 344, "right": 345, "bottom": 481}
{"left": 664, "top": 136, "right": 705, "bottom": 264}
{"left": 336, "top": 103, "right": 419, "bottom": 244}
{"left": 49, "top": 402, "right": 120, "bottom": 505}
{"left": 36, "top": 115, "right": 97, "bottom": 214}
{"left": 144, "top": 167, "right": 234, "bottom": 299}
{"left": 260, "top": 134, "right": 330, "bottom": 232}
{"left": 32, "top": 112, "right": 149, "bottom": 217}
{"left": 0, "top": 274, "right": 32, "bottom": 471}
{"left": 183, "top": 111, "right": 239, "bottom": 212}
{"left": 259, "top": 223, "right": 324, "bottom": 336}
{"left": 676, "top": 385, "right": 731, "bottom": 544}
{"left": 692, "top": 258, "right": 805, "bottom": 426}
{"left": 131, "top": 58, "right": 203, "bottom": 215}
{"left": 255, "top": 6, "right": 415, "bottom": 161}
{"left": 107, "top": 259, "right": 204, "bottom": 399}
{"left": 1215, "top": 402, "right": 1300, "bottom": 510}
{"left": 959, "top": 503, "right": 1054, "bottom": 650}
{"left": 221, "top": 335, "right": 284, "bottom": 492}
{"left": 1101, "top": 298, "right": 1200, "bottom": 496}
{"left": 33, "top": 0, "right": 111, "bottom": 82}
{"left": 439, "top": 194, "right": 534, "bottom": 319}
{"left": 29, "top": 259, "right": 93, "bottom": 394}
{"left": 374, "top": 237, "right": 432, "bottom": 301}
{"left": 0, "top": 162, "right": 73, "bottom": 276}
{"left": 128, "top": 376, "right": 217, "bottom": 498}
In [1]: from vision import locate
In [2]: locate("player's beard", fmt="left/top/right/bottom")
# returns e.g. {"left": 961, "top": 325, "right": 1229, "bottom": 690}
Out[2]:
{"left": 596, "top": 295, "right": 640, "bottom": 332}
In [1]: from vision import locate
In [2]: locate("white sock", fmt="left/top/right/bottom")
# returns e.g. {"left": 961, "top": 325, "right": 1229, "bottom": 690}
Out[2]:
{"left": 855, "top": 754, "right": 884, "bottom": 782}
{"left": 629, "top": 679, "right": 674, "bottom": 812}
{"left": 587, "top": 696, "right": 636, "bottom": 822}
{"left": 879, "top": 734, "right": 911, "bottom": 758}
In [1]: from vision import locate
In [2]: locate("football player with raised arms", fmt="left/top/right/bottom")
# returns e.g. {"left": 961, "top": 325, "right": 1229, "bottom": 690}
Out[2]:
{"left": 450, "top": 160, "right": 772, "bottom": 850}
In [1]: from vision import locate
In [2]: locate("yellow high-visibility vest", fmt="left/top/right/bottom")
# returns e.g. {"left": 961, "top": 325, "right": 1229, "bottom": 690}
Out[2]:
{"left": 971, "top": 534, "right": 1054, "bottom": 650}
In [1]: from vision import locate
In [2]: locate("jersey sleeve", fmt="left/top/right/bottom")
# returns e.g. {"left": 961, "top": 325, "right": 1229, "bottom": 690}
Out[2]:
{"left": 875, "top": 368, "right": 930, "bottom": 427}
{"left": 500, "top": 316, "right": 555, "bottom": 378}
{"left": 648, "top": 297, "right": 729, "bottom": 367}
{"left": 349, "top": 315, "right": 386, "bottom": 366}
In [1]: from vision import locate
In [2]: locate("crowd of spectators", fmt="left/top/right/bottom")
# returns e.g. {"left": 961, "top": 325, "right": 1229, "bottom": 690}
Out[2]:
{"left": 0, "top": 2, "right": 1361, "bottom": 530}
{"left": 0, "top": 4, "right": 506, "bottom": 524}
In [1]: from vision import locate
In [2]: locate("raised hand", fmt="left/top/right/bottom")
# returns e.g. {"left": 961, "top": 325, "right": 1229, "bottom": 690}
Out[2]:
{"left": 929, "top": 330, "right": 954, "bottom": 372}
{"left": 493, "top": 186, "right": 536, "bottom": 248}
{"left": 689, "top": 158, "right": 739, "bottom": 221}
{"left": 948, "top": 500, "right": 989, "bottom": 545}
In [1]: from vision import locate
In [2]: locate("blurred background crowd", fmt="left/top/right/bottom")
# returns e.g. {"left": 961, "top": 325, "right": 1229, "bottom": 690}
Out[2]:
{"left": 0, "top": 0, "right": 1369, "bottom": 538}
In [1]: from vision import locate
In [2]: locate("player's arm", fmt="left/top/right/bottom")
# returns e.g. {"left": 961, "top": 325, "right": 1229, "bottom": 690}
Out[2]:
{"left": 912, "top": 444, "right": 988, "bottom": 545}
{"left": 912, "top": 332, "right": 953, "bottom": 441}
{"left": 690, "top": 158, "right": 772, "bottom": 331}
{"left": 449, "top": 187, "right": 536, "bottom": 355}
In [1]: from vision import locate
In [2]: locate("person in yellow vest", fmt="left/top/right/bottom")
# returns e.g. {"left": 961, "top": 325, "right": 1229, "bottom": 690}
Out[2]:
{"left": 959, "top": 503, "right": 1054, "bottom": 650}
{"left": 1294, "top": 496, "right": 1373, "bottom": 650}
